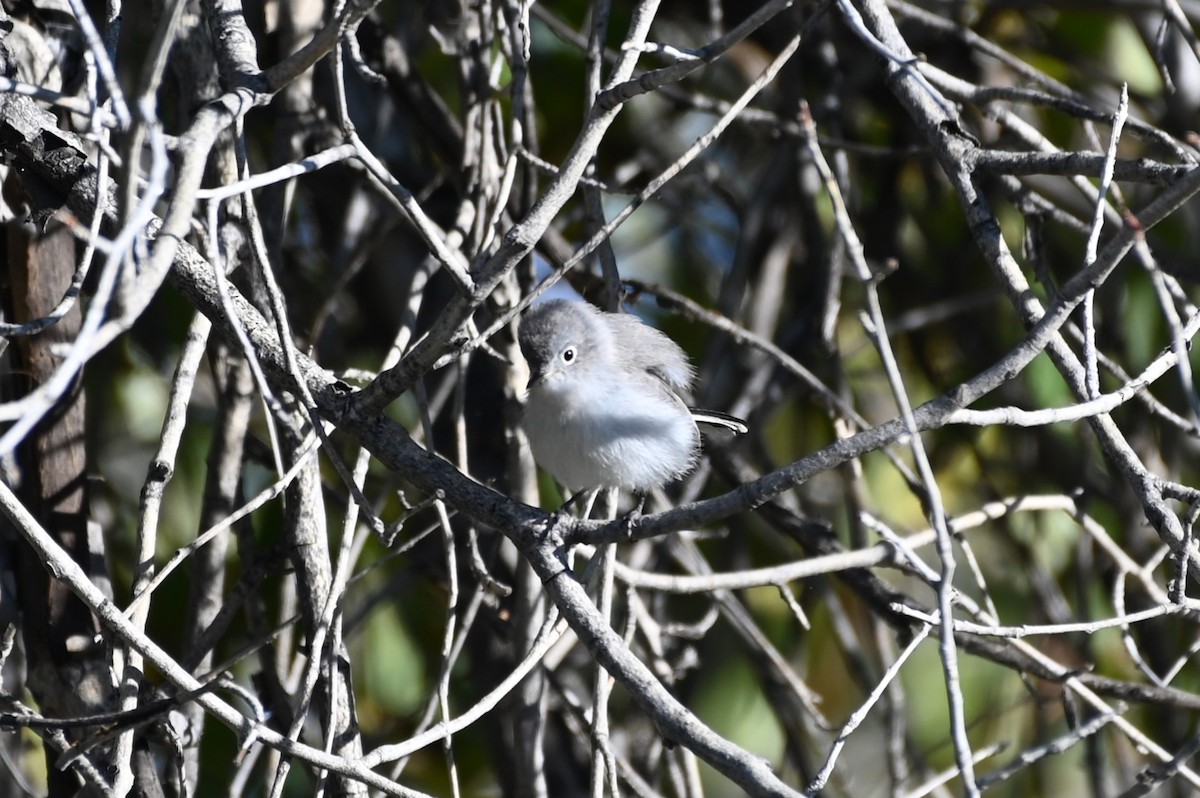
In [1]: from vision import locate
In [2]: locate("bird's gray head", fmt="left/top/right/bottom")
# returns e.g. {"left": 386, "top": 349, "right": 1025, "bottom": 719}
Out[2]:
{"left": 518, "top": 300, "right": 608, "bottom": 388}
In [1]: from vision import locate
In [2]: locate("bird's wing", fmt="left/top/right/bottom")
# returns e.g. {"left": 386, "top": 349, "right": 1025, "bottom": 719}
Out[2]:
{"left": 602, "top": 312, "right": 695, "bottom": 397}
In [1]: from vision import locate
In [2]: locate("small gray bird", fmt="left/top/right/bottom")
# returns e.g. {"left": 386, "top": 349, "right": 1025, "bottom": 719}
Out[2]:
{"left": 518, "top": 299, "right": 746, "bottom": 493}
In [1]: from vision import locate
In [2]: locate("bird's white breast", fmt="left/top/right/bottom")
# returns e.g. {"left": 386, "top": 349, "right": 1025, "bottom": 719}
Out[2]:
{"left": 523, "top": 375, "right": 699, "bottom": 492}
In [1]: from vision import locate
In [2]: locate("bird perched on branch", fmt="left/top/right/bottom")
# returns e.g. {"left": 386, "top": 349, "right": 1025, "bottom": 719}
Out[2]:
{"left": 518, "top": 299, "right": 746, "bottom": 496}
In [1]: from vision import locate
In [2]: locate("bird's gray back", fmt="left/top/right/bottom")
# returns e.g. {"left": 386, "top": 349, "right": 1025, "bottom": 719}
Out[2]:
{"left": 601, "top": 311, "right": 694, "bottom": 397}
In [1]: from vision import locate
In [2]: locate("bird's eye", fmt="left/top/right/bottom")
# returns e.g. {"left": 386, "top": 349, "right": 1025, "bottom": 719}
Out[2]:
{"left": 561, "top": 347, "right": 576, "bottom": 363}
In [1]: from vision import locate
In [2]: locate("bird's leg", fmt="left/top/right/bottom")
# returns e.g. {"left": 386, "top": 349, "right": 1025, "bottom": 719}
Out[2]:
{"left": 620, "top": 494, "right": 646, "bottom": 540}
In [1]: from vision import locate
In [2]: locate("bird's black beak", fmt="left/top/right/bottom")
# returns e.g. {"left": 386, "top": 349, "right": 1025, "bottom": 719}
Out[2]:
{"left": 527, "top": 363, "right": 545, "bottom": 387}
